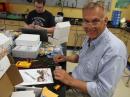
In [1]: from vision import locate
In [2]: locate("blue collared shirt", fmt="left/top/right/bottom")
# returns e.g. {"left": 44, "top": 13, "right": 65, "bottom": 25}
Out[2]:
{"left": 72, "top": 28, "right": 127, "bottom": 97}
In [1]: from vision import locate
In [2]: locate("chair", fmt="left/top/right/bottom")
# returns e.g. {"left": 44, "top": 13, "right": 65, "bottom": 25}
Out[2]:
{"left": 124, "top": 58, "right": 130, "bottom": 87}
{"left": 124, "top": 39, "right": 130, "bottom": 87}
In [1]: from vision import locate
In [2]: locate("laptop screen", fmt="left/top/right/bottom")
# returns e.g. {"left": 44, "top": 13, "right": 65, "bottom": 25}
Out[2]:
{"left": 21, "top": 28, "right": 48, "bottom": 42}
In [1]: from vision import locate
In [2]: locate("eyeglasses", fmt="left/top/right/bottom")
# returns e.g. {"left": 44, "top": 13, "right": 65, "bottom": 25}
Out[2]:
{"left": 82, "top": 18, "right": 104, "bottom": 27}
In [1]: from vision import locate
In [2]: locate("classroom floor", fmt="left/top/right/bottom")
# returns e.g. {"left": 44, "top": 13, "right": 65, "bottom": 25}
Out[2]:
{"left": 66, "top": 50, "right": 130, "bottom": 97}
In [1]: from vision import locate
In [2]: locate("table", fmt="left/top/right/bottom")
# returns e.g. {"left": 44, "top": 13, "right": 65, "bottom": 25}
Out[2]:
{"left": 11, "top": 43, "right": 67, "bottom": 97}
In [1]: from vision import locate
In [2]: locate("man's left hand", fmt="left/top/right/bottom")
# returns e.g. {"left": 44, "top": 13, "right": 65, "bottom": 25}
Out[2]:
{"left": 34, "top": 25, "right": 42, "bottom": 30}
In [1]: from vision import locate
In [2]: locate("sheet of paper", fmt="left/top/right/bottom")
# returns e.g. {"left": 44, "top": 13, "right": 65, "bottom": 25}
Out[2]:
{"left": 0, "top": 33, "right": 12, "bottom": 49}
{"left": 0, "top": 56, "right": 11, "bottom": 79}
{"left": 11, "top": 90, "right": 35, "bottom": 97}
{"left": 42, "top": 87, "right": 58, "bottom": 97}
{"left": 18, "top": 68, "right": 53, "bottom": 85}
{"left": 15, "top": 86, "right": 42, "bottom": 97}
{"left": 53, "top": 21, "right": 71, "bottom": 44}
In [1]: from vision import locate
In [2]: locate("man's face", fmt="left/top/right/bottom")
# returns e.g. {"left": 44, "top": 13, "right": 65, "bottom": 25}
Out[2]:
{"left": 34, "top": 2, "right": 44, "bottom": 13}
{"left": 82, "top": 7, "right": 108, "bottom": 40}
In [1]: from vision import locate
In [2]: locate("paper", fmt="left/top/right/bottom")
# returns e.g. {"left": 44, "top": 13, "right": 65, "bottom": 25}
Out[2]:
{"left": 15, "top": 86, "right": 42, "bottom": 97}
{"left": 41, "top": 87, "right": 58, "bottom": 97}
{"left": 11, "top": 90, "right": 35, "bottom": 97}
{"left": 48, "top": 37, "right": 61, "bottom": 46}
{"left": 18, "top": 68, "right": 53, "bottom": 85}
{"left": 0, "top": 56, "right": 11, "bottom": 79}
{"left": 53, "top": 21, "right": 71, "bottom": 44}
{"left": 0, "top": 33, "right": 11, "bottom": 49}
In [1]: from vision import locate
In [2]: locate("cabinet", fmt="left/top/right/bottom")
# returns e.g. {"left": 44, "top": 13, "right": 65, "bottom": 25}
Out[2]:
{"left": 109, "top": 28, "right": 130, "bottom": 62}
{"left": 0, "top": 19, "right": 5, "bottom": 29}
{"left": 9, "top": 0, "right": 111, "bottom": 9}
{"left": 0, "top": 19, "right": 25, "bottom": 30}
{"left": 67, "top": 27, "right": 130, "bottom": 59}
{"left": 67, "top": 25, "right": 86, "bottom": 47}
{"left": 109, "top": 28, "right": 130, "bottom": 45}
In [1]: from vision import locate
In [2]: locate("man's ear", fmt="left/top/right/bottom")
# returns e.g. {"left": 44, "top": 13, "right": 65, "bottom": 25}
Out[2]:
{"left": 104, "top": 16, "right": 108, "bottom": 25}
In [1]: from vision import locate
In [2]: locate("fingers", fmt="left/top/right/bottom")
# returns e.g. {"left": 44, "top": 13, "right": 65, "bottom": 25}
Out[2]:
{"left": 54, "top": 69, "right": 63, "bottom": 80}
{"left": 53, "top": 55, "right": 66, "bottom": 63}
{"left": 34, "top": 25, "right": 44, "bottom": 30}
{"left": 28, "top": 23, "right": 35, "bottom": 29}
{"left": 54, "top": 69, "right": 73, "bottom": 85}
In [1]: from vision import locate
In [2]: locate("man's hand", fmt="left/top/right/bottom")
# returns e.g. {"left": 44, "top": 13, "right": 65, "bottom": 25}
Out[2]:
{"left": 25, "top": 23, "right": 35, "bottom": 29}
{"left": 34, "top": 25, "right": 43, "bottom": 30}
{"left": 54, "top": 68, "right": 74, "bottom": 85}
{"left": 53, "top": 54, "right": 66, "bottom": 63}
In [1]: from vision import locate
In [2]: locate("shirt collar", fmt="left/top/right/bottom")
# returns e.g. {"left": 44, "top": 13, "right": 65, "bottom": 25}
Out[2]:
{"left": 88, "top": 27, "right": 108, "bottom": 48}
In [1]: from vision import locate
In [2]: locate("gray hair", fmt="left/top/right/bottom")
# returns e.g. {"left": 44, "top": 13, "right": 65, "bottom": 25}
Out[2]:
{"left": 83, "top": 1, "right": 106, "bottom": 16}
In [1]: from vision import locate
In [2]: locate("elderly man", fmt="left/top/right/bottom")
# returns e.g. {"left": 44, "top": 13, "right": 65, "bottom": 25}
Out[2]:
{"left": 53, "top": 1, "right": 127, "bottom": 97}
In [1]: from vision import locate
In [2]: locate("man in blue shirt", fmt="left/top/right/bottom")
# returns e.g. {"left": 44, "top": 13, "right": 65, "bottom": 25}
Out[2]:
{"left": 53, "top": 1, "right": 127, "bottom": 97}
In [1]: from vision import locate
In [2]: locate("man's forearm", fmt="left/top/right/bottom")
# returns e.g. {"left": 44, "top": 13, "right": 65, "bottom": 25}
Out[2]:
{"left": 66, "top": 54, "right": 79, "bottom": 63}
{"left": 41, "top": 27, "right": 54, "bottom": 33}
{"left": 69, "top": 78, "right": 88, "bottom": 93}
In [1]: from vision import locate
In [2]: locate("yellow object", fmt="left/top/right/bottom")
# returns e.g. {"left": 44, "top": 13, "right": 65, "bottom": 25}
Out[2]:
{"left": 16, "top": 61, "right": 31, "bottom": 68}
{"left": 54, "top": 84, "right": 61, "bottom": 90}
{"left": 42, "top": 87, "right": 58, "bottom": 97}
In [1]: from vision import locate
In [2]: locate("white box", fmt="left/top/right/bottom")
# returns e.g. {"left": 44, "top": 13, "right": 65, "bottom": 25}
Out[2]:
{"left": 12, "top": 42, "right": 41, "bottom": 58}
{"left": 15, "top": 34, "right": 40, "bottom": 46}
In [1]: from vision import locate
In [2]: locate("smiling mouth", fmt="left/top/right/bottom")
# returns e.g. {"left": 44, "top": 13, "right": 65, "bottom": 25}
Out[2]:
{"left": 87, "top": 30, "right": 96, "bottom": 34}
{"left": 87, "top": 31, "right": 97, "bottom": 37}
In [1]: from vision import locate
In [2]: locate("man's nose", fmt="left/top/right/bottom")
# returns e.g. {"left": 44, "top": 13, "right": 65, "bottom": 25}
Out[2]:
{"left": 84, "top": 24, "right": 95, "bottom": 30}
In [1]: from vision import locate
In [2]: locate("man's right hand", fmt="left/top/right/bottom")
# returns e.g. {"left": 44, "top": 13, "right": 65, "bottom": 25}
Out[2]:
{"left": 53, "top": 54, "right": 66, "bottom": 63}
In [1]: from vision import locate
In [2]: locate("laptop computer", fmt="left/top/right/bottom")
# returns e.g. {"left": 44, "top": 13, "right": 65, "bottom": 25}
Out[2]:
{"left": 21, "top": 28, "right": 48, "bottom": 42}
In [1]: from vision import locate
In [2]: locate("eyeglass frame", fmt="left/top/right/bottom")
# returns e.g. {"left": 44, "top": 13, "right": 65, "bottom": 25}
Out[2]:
{"left": 82, "top": 17, "right": 105, "bottom": 27}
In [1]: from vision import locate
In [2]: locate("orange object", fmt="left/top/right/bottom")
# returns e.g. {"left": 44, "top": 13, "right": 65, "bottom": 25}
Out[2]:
{"left": 54, "top": 84, "right": 61, "bottom": 90}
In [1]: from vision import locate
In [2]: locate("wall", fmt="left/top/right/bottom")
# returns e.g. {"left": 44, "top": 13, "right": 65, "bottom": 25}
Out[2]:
{"left": 8, "top": 3, "right": 83, "bottom": 18}
{"left": 7, "top": 0, "right": 130, "bottom": 20}
{"left": 121, "top": 5, "right": 130, "bottom": 20}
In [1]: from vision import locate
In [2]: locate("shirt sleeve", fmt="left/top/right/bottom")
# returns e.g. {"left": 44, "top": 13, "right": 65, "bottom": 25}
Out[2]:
{"left": 47, "top": 15, "right": 55, "bottom": 27}
{"left": 25, "top": 12, "right": 33, "bottom": 25}
{"left": 87, "top": 54, "right": 127, "bottom": 97}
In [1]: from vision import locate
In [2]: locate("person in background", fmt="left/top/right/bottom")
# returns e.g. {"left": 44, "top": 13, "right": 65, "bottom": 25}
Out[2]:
{"left": 24, "top": 0, "right": 55, "bottom": 33}
{"left": 53, "top": 1, "right": 127, "bottom": 97}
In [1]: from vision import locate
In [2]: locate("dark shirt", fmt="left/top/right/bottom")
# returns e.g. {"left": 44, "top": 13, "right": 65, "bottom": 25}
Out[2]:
{"left": 25, "top": 10, "right": 55, "bottom": 27}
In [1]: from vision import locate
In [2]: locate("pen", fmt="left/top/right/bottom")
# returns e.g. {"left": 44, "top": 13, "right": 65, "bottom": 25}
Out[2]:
{"left": 24, "top": 72, "right": 36, "bottom": 80}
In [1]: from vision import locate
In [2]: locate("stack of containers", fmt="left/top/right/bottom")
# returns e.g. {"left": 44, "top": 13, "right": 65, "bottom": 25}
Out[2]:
{"left": 111, "top": 10, "right": 121, "bottom": 27}
{"left": 12, "top": 34, "right": 41, "bottom": 58}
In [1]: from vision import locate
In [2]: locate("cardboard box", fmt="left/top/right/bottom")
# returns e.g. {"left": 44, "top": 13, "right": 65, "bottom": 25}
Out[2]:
{"left": 0, "top": 55, "right": 23, "bottom": 97}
